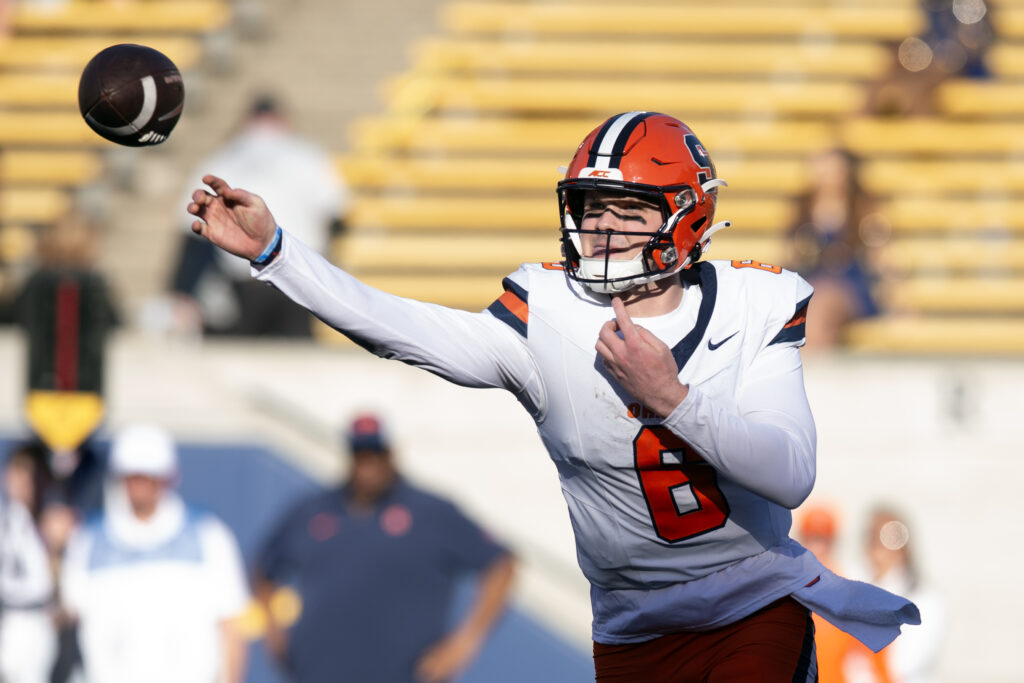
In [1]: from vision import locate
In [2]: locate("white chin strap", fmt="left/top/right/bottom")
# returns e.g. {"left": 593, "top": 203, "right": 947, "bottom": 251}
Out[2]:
{"left": 577, "top": 254, "right": 658, "bottom": 294}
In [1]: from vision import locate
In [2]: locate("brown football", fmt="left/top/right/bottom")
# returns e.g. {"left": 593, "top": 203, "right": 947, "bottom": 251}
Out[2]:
{"left": 78, "top": 44, "right": 184, "bottom": 146}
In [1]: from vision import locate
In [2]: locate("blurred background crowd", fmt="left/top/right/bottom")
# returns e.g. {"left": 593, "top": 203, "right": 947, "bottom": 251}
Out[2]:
{"left": 0, "top": 0, "right": 1020, "bottom": 681}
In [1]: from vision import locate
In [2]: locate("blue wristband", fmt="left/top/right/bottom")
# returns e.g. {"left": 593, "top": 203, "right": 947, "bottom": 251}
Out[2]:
{"left": 252, "top": 226, "right": 283, "bottom": 266}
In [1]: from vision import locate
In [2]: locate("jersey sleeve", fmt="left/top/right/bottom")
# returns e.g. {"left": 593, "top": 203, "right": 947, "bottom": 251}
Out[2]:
{"left": 663, "top": 343, "right": 816, "bottom": 509}
{"left": 764, "top": 270, "right": 813, "bottom": 350}
{"left": 662, "top": 265, "right": 817, "bottom": 508}
{"left": 485, "top": 270, "right": 530, "bottom": 339}
{"left": 254, "top": 233, "right": 546, "bottom": 419}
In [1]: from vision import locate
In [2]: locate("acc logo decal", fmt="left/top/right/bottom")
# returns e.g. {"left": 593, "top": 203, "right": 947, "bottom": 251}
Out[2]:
{"left": 579, "top": 167, "right": 624, "bottom": 181}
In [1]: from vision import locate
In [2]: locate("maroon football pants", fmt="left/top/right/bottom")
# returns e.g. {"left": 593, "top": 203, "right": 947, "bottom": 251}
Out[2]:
{"left": 593, "top": 597, "right": 818, "bottom": 682}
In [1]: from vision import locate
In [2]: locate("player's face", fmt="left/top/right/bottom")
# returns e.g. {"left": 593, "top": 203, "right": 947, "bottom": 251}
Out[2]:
{"left": 579, "top": 192, "right": 662, "bottom": 260}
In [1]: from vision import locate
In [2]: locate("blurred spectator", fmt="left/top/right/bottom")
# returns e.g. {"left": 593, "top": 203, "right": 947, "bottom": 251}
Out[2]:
{"left": 3, "top": 440, "right": 103, "bottom": 683}
{"left": 3, "top": 442, "right": 53, "bottom": 524}
{"left": 13, "top": 212, "right": 118, "bottom": 395}
{"left": 864, "top": 0, "right": 994, "bottom": 117}
{"left": 0, "top": 489, "right": 56, "bottom": 683}
{"left": 60, "top": 424, "right": 250, "bottom": 683}
{"left": 171, "top": 94, "right": 348, "bottom": 337}
{"left": 846, "top": 507, "right": 945, "bottom": 683}
{"left": 796, "top": 503, "right": 860, "bottom": 683}
{"left": 254, "top": 413, "right": 516, "bottom": 683}
{"left": 786, "top": 148, "right": 884, "bottom": 350}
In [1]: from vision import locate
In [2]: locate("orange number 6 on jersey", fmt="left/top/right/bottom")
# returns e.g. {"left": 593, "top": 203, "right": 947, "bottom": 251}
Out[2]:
{"left": 634, "top": 426, "right": 730, "bottom": 543}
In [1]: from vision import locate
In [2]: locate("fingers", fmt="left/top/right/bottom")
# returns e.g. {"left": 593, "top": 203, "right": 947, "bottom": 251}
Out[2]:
{"left": 611, "top": 296, "right": 637, "bottom": 339}
{"left": 202, "top": 174, "right": 229, "bottom": 192}
{"left": 203, "top": 174, "right": 251, "bottom": 205}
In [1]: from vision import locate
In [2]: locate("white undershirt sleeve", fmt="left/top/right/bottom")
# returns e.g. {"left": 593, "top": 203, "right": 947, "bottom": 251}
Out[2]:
{"left": 662, "top": 344, "right": 816, "bottom": 508}
{"left": 253, "top": 231, "right": 546, "bottom": 418}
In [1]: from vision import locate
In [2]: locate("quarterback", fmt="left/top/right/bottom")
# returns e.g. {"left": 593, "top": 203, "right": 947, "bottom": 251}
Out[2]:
{"left": 188, "top": 112, "right": 919, "bottom": 680}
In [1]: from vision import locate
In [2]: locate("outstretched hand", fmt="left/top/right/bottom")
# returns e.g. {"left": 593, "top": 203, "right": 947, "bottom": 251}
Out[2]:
{"left": 187, "top": 175, "right": 278, "bottom": 261}
{"left": 596, "top": 296, "right": 689, "bottom": 417}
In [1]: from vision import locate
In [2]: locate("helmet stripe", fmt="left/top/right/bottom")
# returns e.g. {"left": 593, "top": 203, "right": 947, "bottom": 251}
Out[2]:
{"left": 585, "top": 114, "right": 623, "bottom": 168}
{"left": 607, "top": 111, "right": 655, "bottom": 164}
{"left": 589, "top": 111, "right": 653, "bottom": 170}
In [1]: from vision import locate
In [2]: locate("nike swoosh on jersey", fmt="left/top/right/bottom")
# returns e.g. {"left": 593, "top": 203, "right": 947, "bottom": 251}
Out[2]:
{"left": 707, "top": 331, "right": 739, "bottom": 351}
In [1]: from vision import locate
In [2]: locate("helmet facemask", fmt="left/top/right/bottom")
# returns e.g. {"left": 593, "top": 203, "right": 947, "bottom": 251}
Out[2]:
{"left": 559, "top": 180, "right": 710, "bottom": 294}
{"left": 556, "top": 112, "right": 730, "bottom": 295}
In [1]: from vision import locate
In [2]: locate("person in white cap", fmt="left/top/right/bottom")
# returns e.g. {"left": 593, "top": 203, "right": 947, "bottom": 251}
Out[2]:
{"left": 59, "top": 424, "right": 250, "bottom": 683}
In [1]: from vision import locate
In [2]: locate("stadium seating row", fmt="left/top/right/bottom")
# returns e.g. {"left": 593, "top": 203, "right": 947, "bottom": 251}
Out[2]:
{"left": 339, "top": 156, "right": 1024, "bottom": 195}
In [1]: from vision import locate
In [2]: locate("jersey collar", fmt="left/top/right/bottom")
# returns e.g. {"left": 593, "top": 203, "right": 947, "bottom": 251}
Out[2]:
{"left": 671, "top": 262, "right": 717, "bottom": 371}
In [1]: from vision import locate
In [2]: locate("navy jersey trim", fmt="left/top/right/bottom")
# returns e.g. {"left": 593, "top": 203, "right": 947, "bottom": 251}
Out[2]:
{"left": 671, "top": 262, "right": 717, "bottom": 370}
{"left": 486, "top": 277, "right": 529, "bottom": 338}
{"left": 769, "top": 294, "right": 812, "bottom": 346}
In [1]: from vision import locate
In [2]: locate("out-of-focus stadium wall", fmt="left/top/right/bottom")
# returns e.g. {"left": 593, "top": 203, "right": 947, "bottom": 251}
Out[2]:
{"left": 1, "top": 330, "right": 1021, "bottom": 682}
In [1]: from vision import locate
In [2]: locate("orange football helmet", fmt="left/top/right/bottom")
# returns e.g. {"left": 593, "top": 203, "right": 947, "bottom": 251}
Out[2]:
{"left": 557, "top": 112, "right": 730, "bottom": 294}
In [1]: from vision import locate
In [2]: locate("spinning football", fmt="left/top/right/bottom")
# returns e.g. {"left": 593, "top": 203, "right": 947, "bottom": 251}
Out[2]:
{"left": 78, "top": 44, "right": 184, "bottom": 146}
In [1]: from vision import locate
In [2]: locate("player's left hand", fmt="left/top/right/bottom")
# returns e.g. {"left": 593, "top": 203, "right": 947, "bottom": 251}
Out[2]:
{"left": 414, "top": 630, "right": 481, "bottom": 683}
{"left": 596, "top": 296, "right": 689, "bottom": 417}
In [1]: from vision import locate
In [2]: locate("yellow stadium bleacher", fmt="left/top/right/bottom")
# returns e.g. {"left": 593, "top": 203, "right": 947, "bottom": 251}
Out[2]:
{"left": 385, "top": 75, "right": 864, "bottom": 116}
{"left": 0, "top": 112, "right": 106, "bottom": 147}
{"left": 0, "top": 188, "right": 71, "bottom": 226}
{"left": 339, "top": 157, "right": 809, "bottom": 194}
{"left": 350, "top": 117, "right": 837, "bottom": 156}
{"left": 0, "top": 151, "right": 103, "bottom": 186}
{"left": 331, "top": 0, "right": 1024, "bottom": 354}
{"left": 841, "top": 118, "right": 1024, "bottom": 155}
{"left": 879, "top": 238, "right": 1024, "bottom": 273}
{"left": 937, "top": 79, "right": 1024, "bottom": 117}
{"left": 412, "top": 38, "right": 892, "bottom": 78}
{"left": 0, "top": 36, "right": 203, "bottom": 71}
{"left": 862, "top": 159, "right": 1024, "bottom": 194}
{"left": 0, "top": 73, "right": 83, "bottom": 108}
{"left": 845, "top": 316, "right": 1024, "bottom": 355}
{"left": 13, "top": 1, "right": 231, "bottom": 34}
{"left": 439, "top": 3, "right": 923, "bottom": 39}
{"left": 885, "top": 197, "right": 1024, "bottom": 233}
{"left": 887, "top": 276, "right": 1024, "bottom": 314}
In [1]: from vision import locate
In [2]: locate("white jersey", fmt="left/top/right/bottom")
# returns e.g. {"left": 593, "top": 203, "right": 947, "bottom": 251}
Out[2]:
{"left": 254, "top": 232, "right": 919, "bottom": 647}
{"left": 492, "top": 259, "right": 815, "bottom": 592}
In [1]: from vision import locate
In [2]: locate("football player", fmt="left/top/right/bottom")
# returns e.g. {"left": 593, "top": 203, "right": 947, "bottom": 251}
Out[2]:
{"left": 188, "top": 112, "right": 919, "bottom": 680}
